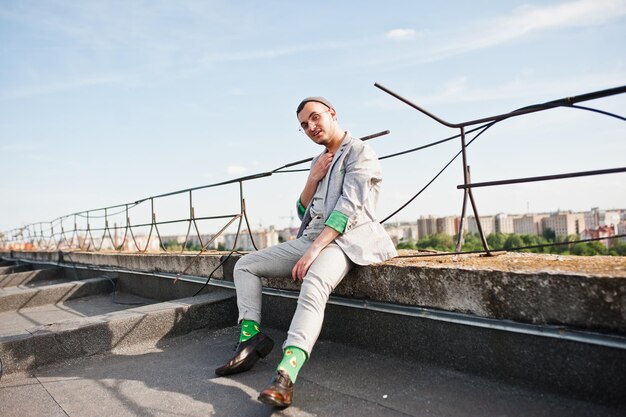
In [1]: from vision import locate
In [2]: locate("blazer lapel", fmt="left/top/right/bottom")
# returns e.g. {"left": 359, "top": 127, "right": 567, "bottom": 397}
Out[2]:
{"left": 324, "top": 133, "right": 352, "bottom": 204}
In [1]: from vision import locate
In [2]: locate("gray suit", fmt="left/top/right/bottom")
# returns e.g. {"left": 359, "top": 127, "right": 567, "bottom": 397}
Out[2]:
{"left": 297, "top": 133, "right": 397, "bottom": 264}
{"left": 233, "top": 132, "right": 396, "bottom": 355}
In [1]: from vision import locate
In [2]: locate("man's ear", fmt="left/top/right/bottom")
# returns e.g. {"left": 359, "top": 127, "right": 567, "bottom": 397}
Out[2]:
{"left": 329, "top": 107, "right": 337, "bottom": 120}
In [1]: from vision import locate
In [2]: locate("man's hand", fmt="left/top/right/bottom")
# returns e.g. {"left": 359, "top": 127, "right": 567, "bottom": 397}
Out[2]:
{"left": 299, "top": 152, "right": 334, "bottom": 209}
{"left": 291, "top": 227, "right": 340, "bottom": 282}
{"left": 309, "top": 152, "right": 334, "bottom": 182}
{"left": 291, "top": 245, "right": 321, "bottom": 282}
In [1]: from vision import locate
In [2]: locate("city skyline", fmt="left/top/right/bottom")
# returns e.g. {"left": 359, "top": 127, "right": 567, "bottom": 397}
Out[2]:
{"left": 3, "top": 204, "right": 623, "bottom": 252}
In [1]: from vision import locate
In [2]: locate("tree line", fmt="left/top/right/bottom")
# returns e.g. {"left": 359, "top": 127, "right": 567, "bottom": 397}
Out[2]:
{"left": 396, "top": 229, "right": 626, "bottom": 256}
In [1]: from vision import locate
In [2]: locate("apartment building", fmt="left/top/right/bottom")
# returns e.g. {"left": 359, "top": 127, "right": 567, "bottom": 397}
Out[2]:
{"left": 495, "top": 213, "right": 518, "bottom": 234}
{"left": 417, "top": 215, "right": 438, "bottom": 239}
{"left": 513, "top": 214, "right": 548, "bottom": 235}
{"left": 585, "top": 207, "right": 622, "bottom": 233}
{"left": 437, "top": 216, "right": 458, "bottom": 236}
{"left": 542, "top": 212, "right": 586, "bottom": 238}
{"left": 384, "top": 222, "right": 418, "bottom": 245}
{"left": 467, "top": 216, "right": 496, "bottom": 235}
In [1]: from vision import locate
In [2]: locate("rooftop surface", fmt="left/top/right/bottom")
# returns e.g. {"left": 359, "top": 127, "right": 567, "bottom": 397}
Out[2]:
{"left": 2, "top": 326, "right": 624, "bottom": 417}
{"left": 1, "top": 251, "right": 625, "bottom": 416}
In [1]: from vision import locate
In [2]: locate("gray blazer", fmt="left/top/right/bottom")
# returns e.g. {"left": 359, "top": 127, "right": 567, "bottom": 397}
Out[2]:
{"left": 297, "top": 133, "right": 397, "bottom": 265}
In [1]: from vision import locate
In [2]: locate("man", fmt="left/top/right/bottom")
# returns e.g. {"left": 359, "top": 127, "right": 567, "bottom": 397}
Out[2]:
{"left": 215, "top": 96, "right": 397, "bottom": 408}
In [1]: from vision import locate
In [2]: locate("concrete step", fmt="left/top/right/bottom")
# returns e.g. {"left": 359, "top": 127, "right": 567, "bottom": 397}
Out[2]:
{"left": 0, "top": 263, "right": 238, "bottom": 376}
{"left": 0, "top": 264, "right": 32, "bottom": 275}
{"left": 0, "top": 276, "right": 115, "bottom": 312}
{"left": 0, "top": 288, "right": 237, "bottom": 376}
{"left": 0, "top": 267, "right": 67, "bottom": 288}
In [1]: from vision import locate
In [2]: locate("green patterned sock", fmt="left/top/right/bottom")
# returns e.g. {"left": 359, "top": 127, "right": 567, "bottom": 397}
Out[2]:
{"left": 239, "top": 319, "right": 260, "bottom": 343}
{"left": 277, "top": 346, "right": 308, "bottom": 383}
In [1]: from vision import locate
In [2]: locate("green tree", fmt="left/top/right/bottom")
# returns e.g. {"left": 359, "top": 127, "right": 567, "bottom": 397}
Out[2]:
{"left": 487, "top": 232, "right": 507, "bottom": 250}
{"left": 397, "top": 241, "right": 417, "bottom": 250}
{"left": 608, "top": 240, "right": 626, "bottom": 256}
{"left": 504, "top": 234, "right": 524, "bottom": 251}
{"left": 457, "top": 233, "right": 484, "bottom": 251}
{"left": 518, "top": 234, "right": 549, "bottom": 253}
{"left": 397, "top": 230, "right": 625, "bottom": 256}
{"left": 542, "top": 228, "right": 556, "bottom": 241}
{"left": 184, "top": 242, "right": 202, "bottom": 251}
{"left": 411, "top": 233, "right": 455, "bottom": 252}
{"left": 162, "top": 240, "right": 182, "bottom": 251}
{"left": 570, "top": 241, "right": 607, "bottom": 256}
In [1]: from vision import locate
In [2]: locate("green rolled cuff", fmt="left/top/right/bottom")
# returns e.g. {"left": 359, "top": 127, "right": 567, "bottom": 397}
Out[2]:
{"left": 325, "top": 210, "right": 348, "bottom": 234}
{"left": 296, "top": 198, "right": 306, "bottom": 217}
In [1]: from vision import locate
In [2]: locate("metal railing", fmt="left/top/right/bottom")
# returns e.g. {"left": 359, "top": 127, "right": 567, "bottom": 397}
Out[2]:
{"left": 0, "top": 131, "right": 389, "bottom": 256}
{"left": 2, "top": 84, "right": 625, "bottom": 258}
{"left": 375, "top": 83, "right": 626, "bottom": 254}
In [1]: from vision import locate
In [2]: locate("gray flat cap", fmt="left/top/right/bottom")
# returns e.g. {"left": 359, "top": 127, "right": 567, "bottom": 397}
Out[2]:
{"left": 296, "top": 97, "right": 334, "bottom": 114}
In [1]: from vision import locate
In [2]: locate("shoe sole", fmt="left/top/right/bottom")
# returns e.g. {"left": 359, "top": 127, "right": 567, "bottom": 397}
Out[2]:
{"left": 258, "top": 392, "right": 291, "bottom": 409}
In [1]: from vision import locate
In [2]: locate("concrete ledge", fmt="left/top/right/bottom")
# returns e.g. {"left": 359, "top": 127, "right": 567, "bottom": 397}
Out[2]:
{"left": 0, "top": 288, "right": 237, "bottom": 374}
{"left": 0, "top": 277, "right": 114, "bottom": 313}
{"left": 5, "top": 250, "right": 626, "bottom": 335}
{"left": 233, "top": 251, "right": 626, "bottom": 335}
{"left": 3, "top": 251, "right": 60, "bottom": 264}
{"left": 338, "top": 263, "right": 626, "bottom": 334}
{"left": 60, "top": 251, "right": 225, "bottom": 279}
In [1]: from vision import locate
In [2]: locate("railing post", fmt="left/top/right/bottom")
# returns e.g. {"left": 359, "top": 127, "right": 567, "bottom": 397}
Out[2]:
{"left": 456, "top": 127, "right": 491, "bottom": 254}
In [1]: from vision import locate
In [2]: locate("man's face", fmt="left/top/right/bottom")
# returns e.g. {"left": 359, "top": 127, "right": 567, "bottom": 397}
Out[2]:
{"left": 297, "top": 102, "right": 336, "bottom": 146}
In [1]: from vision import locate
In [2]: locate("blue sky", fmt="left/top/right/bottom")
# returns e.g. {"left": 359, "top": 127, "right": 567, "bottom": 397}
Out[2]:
{"left": 1, "top": 0, "right": 625, "bottom": 236}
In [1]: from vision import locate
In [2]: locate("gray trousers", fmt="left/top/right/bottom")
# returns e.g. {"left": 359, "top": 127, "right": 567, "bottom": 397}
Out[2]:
{"left": 234, "top": 236, "right": 353, "bottom": 356}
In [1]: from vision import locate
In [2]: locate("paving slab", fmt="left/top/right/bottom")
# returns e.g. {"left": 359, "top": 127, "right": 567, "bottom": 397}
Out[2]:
{"left": 0, "top": 374, "right": 67, "bottom": 417}
{"left": 1, "top": 326, "right": 623, "bottom": 417}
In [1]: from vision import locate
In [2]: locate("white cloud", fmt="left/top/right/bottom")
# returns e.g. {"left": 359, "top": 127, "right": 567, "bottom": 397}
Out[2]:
{"left": 429, "top": 0, "right": 626, "bottom": 62}
{"left": 505, "top": 0, "right": 626, "bottom": 32}
{"left": 386, "top": 28, "right": 419, "bottom": 41}
{"left": 227, "top": 165, "right": 247, "bottom": 175}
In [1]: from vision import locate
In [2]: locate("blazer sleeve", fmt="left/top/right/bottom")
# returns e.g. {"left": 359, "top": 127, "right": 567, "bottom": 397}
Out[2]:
{"left": 296, "top": 198, "right": 306, "bottom": 220}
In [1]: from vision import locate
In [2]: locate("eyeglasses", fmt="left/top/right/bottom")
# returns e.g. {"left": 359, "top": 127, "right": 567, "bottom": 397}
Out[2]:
{"left": 299, "top": 110, "right": 330, "bottom": 134}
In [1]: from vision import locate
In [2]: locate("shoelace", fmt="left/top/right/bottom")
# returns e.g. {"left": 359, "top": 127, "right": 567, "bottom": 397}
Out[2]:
{"left": 275, "top": 371, "right": 292, "bottom": 386}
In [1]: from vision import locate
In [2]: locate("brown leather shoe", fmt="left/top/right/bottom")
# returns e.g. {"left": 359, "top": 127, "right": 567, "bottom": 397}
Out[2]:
{"left": 258, "top": 370, "right": 294, "bottom": 408}
{"left": 214, "top": 333, "right": 274, "bottom": 376}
